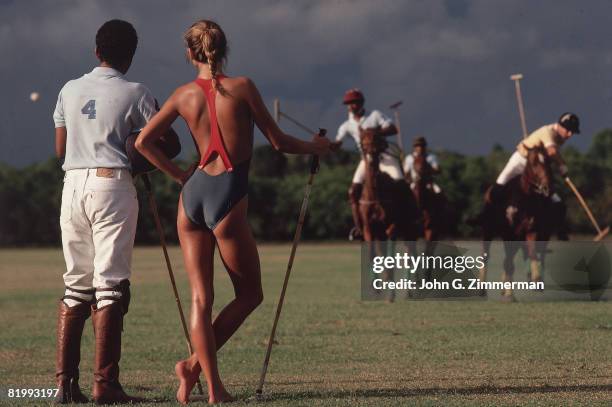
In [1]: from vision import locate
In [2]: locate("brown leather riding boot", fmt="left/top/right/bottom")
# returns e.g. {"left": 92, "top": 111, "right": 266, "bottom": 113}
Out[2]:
{"left": 55, "top": 300, "right": 90, "bottom": 404}
{"left": 92, "top": 302, "right": 138, "bottom": 404}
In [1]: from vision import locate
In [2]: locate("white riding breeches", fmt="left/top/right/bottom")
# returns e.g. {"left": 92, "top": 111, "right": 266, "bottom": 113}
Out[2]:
{"left": 352, "top": 153, "right": 404, "bottom": 184}
{"left": 410, "top": 182, "right": 442, "bottom": 194}
{"left": 496, "top": 151, "right": 527, "bottom": 185}
{"left": 60, "top": 168, "right": 138, "bottom": 292}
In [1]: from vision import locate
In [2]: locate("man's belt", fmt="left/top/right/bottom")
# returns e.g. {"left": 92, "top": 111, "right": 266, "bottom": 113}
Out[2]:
{"left": 96, "top": 168, "right": 115, "bottom": 178}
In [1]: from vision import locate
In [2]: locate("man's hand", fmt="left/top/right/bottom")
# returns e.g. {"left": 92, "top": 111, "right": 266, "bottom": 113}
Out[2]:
{"left": 559, "top": 164, "right": 569, "bottom": 178}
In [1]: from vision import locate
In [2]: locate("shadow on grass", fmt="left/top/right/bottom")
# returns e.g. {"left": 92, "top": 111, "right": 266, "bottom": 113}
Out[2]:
{"left": 256, "top": 383, "right": 612, "bottom": 402}
{"left": 271, "top": 374, "right": 612, "bottom": 386}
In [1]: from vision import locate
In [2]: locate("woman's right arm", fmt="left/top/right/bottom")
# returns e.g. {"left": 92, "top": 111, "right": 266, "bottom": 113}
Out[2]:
{"left": 135, "top": 90, "right": 192, "bottom": 184}
{"left": 243, "top": 78, "right": 330, "bottom": 155}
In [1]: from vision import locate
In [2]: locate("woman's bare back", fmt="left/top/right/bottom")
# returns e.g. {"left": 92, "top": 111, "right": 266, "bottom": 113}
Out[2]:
{"left": 175, "top": 76, "right": 255, "bottom": 175}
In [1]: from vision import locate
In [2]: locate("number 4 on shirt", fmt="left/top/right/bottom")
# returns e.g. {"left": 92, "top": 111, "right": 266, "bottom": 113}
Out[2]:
{"left": 81, "top": 100, "right": 96, "bottom": 119}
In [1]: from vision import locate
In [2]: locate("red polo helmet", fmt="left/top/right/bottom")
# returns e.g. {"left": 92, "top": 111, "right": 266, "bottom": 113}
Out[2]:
{"left": 342, "top": 88, "right": 364, "bottom": 105}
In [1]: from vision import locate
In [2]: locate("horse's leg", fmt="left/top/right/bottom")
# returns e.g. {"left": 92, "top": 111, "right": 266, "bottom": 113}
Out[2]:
{"left": 502, "top": 241, "right": 519, "bottom": 301}
{"left": 348, "top": 183, "right": 363, "bottom": 239}
{"left": 361, "top": 205, "right": 377, "bottom": 296}
{"left": 526, "top": 233, "right": 542, "bottom": 285}
{"left": 384, "top": 238, "right": 395, "bottom": 303}
{"left": 478, "top": 239, "right": 493, "bottom": 297}
{"left": 402, "top": 240, "right": 417, "bottom": 299}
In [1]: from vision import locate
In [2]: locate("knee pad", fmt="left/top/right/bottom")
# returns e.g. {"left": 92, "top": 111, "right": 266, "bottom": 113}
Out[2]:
{"left": 95, "top": 280, "right": 131, "bottom": 315}
{"left": 62, "top": 286, "right": 95, "bottom": 307}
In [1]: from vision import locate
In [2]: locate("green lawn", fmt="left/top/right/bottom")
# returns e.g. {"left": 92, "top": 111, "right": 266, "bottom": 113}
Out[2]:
{"left": 1, "top": 244, "right": 611, "bottom": 406}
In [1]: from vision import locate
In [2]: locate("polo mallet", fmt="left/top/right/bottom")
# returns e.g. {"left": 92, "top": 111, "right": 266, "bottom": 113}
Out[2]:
{"left": 273, "top": 98, "right": 317, "bottom": 134}
{"left": 510, "top": 74, "right": 529, "bottom": 139}
{"left": 255, "top": 128, "right": 326, "bottom": 398}
{"left": 389, "top": 100, "right": 406, "bottom": 159}
{"left": 141, "top": 174, "right": 204, "bottom": 396}
{"left": 564, "top": 177, "right": 609, "bottom": 241}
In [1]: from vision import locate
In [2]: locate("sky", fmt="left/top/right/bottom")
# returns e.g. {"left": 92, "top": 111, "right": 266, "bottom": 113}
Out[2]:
{"left": 1, "top": 0, "right": 611, "bottom": 167}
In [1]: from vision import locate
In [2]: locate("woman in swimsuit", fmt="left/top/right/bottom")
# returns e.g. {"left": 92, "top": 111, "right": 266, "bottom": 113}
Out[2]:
{"left": 135, "top": 20, "right": 331, "bottom": 404}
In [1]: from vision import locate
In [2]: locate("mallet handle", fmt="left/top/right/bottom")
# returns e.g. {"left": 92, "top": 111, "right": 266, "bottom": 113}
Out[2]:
{"left": 280, "top": 111, "right": 317, "bottom": 135}
{"left": 393, "top": 110, "right": 405, "bottom": 161}
{"left": 565, "top": 176, "right": 603, "bottom": 233}
{"left": 511, "top": 74, "right": 529, "bottom": 139}
{"left": 256, "top": 129, "right": 326, "bottom": 395}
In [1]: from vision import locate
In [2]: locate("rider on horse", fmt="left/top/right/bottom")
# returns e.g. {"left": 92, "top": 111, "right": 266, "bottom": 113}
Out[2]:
{"left": 333, "top": 88, "right": 402, "bottom": 239}
{"left": 493, "top": 113, "right": 579, "bottom": 201}
{"left": 403, "top": 136, "right": 442, "bottom": 194}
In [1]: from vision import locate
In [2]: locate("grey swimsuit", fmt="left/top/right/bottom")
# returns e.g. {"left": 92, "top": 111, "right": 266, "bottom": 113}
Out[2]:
{"left": 181, "top": 76, "right": 250, "bottom": 230}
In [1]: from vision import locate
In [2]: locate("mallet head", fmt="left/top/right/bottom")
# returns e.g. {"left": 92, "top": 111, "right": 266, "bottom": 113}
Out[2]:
{"left": 510, "top": 73, "right": 523, "bottom": 81}
{"left": 594, "top": 226, "right": 610, "bottom": 242}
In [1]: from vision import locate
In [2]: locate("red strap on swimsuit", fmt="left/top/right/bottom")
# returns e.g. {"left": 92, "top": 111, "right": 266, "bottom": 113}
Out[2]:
{"left": 194, "top": 76, "right": 234, "bottom": 172}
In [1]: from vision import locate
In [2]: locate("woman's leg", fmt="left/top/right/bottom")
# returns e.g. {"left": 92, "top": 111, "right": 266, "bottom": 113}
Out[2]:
{"left": 212, "top": 196, "right": 264, "bottom": 347}
{"left": 175, "top": 196, "right": 232, "bottom": 404}
{"left": 177, "top": 197, "right": 262, "bottom": 402}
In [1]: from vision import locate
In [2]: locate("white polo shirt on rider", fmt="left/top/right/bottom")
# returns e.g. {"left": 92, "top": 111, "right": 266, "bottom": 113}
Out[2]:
{"left": 53, "top": 66, "right": 157, "bottom": 171}
{"left": 403, "top": 152, "right": 439, "bottom": 181}
{"left": 336, "top": 110, "right": 403, "bottom": 183}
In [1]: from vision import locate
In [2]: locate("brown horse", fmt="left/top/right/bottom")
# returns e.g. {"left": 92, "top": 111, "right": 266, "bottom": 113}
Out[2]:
{"left": 359, "top": 129, "right": 418, "bottom": 242}
{"left": 478, "top": 146, "right": 557, "bottom": 301}
{"left": 359, "top": 129, "right": 418, "bottom": 301}
{"left": 410, "top": 153, "right": 447, "bottom": 242}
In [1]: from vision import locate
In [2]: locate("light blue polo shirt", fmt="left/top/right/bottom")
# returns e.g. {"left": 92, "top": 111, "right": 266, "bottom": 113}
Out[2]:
{"left": 53, "top": 67, "right": 157, "bottom": 171}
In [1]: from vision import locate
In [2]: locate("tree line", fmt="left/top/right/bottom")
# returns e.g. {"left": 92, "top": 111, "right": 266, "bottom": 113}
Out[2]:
{"left": 1, "top": 130, "right": 610, "bottom": 246}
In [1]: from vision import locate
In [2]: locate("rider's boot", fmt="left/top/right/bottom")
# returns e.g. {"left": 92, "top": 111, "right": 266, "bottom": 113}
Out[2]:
{"left": 55, "top": 300, "right": 91, "bottom": 404}
{"left": 92, "top": 302, "right": 141, "bottom": 404}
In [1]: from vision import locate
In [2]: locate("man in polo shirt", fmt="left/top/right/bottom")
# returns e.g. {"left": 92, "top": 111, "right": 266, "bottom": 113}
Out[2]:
{"left": 481, "top": 113, "right": 579, "bottom": 231}
{"left": 334, "top": 88, "right": 402, "bottom": 239}
{"left": 495, "top": 112, "right": 580, "bottom": 188}
{"left": 53, "top": 19, "right": 156, "bottom": 404}
{"left": 403, "top": 136, "right": 442, "bottom": 194}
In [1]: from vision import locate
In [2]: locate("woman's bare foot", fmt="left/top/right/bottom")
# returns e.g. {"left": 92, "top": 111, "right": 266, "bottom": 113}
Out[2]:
{"left": 175, "top": 359, "right": 199, "bottom": 404}
{"left": 208, "top": 388, "right": 234, "bottom": 404}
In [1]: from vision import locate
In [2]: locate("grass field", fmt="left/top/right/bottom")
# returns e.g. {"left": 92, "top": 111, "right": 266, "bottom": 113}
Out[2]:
{"left": 1, "top": 243, "right": 611, "bottom": 406}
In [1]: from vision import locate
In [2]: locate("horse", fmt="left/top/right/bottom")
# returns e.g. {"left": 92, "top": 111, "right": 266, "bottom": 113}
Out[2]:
{"left": 359, "top": 129, "right": 419, "bottom": 301}
{"left": 478, "top": 146, "right": 558, "bottom": 301}
{"left": 409, "top": 153, "right": 447, "bottom": 242}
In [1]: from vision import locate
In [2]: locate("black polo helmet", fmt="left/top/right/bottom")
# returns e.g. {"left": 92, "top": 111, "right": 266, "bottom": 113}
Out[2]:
{"left": 413, "top": 136, "right": 427, "bottom": 147}
{"left": 558, "top": 112, "right": 580, "bottom": 134}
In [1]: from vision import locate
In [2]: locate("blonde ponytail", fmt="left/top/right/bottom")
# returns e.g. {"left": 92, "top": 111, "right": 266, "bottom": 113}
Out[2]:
{"left": 184, "top": 20, "right": 228, "bottom": 95}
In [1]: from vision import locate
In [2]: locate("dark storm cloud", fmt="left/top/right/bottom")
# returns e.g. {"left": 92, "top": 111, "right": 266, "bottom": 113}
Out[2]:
{"left": 1, "top": 0, "right": 611, "bottom": 166}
